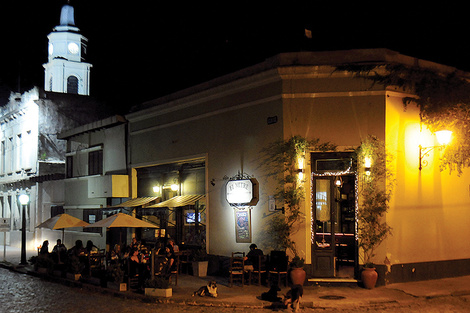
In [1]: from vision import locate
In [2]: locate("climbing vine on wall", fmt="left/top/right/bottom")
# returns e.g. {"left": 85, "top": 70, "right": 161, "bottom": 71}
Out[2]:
{"left": 338, "top": 63, "right": 470, "bottom": 174}
{"left": 355, "top": 135, "right": 394, "bottom": 266}
{"left": 260, "top": 136, "right": 336, "bottom": 256}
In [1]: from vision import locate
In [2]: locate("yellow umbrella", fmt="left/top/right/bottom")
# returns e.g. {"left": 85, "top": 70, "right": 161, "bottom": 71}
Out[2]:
{"left": 86, "top": 213, "right": 158, "bottom": 228}
{"left": 36, "top": 213, "right": 90, "bottom": 242}
{"left": 86, "top": 213, "right": 157, "bottom": 245}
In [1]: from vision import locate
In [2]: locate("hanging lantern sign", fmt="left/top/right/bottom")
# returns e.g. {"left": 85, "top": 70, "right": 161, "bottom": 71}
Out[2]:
{"left": 225, "top": 174, "right": 259, "bottom": 208}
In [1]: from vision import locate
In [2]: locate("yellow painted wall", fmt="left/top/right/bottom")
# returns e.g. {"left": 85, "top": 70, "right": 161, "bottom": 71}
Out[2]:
{"left": 280, "top": 69, "right": 387, "bottom": 265}
{"left": 385, "top": 92, "right": 470, "bottom": 266}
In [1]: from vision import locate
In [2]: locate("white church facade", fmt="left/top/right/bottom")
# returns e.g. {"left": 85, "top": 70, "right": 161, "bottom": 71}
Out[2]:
{"left": 43, "top": 4, "right": 91, "bottom": 95}
{"left": 0, "top": 3, "right": 110, "bottom": 252}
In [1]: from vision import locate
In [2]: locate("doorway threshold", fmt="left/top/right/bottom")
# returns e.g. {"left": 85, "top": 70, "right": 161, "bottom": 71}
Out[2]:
{"left": 308, "top": 277, "right": 358, "bottom": 283}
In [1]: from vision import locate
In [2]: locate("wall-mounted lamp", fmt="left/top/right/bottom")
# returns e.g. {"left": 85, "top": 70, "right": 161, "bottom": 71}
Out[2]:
{"left": 419, "top": 129, "right": 452, "bottom": 170}
{"left": 364, "top": 156, "right": 372, "bottom": 176}
{"left": 334, "top": 176, "right": 343, "bottom": 188}
{"left": 152, "top": 186, "right": 160, "bottom": 193}
{"left": 170, "top": 183, "right": 179, "bottom": 191}
{"left": 297, "top": 153, "right": 306, "bottom": 182}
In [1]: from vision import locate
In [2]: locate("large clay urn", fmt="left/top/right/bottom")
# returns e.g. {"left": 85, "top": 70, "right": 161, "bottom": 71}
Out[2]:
{"left": 361, "top": 267, "right": 378, "bottom": 289}
{"left": 290, "top": 267, "right": 306, "bottom": 285}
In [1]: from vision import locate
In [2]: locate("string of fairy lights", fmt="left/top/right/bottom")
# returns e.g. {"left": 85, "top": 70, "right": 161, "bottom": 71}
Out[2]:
{"left": 309, "top": 165, "right": 360, "bottom": 244}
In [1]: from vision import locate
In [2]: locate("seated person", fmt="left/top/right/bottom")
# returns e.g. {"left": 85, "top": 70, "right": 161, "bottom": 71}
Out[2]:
{"left": 51, "top": 239, "right": 67, "bottom": 263}
{"left": 130, "top": 237, "right": 140, "bottom": 251}
{"left": 160, "top": 244, "right": 176, "bottom": 278}
{"left": 39, "top": 240, "right": 50, "bottom": 256}
{"left": 86, "top": 240, "right": 99, "bottom": 255}
{"left": 128, "top": 247, "right": 149, "bottom": 289}
{"left": 109, "top": 244, "right": 122, "bottom": 264}
{"left": 68, "top": 240, "right": 87, "bottom": 257}
{"left": 244, "top": 243, "right": 264, "bottom": 271}
{"left": 168, "top": 238, "right": 179, "bottom": 253}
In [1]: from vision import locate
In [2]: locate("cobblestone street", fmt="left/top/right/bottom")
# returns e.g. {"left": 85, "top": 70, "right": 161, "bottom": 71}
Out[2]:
{"left": 1, "top": 267, "right": 470, "bottom": 313}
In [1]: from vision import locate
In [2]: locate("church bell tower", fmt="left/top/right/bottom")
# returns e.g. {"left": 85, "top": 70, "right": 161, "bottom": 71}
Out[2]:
{"left": 43, "top": 3, "right": 92, "bottom": 95}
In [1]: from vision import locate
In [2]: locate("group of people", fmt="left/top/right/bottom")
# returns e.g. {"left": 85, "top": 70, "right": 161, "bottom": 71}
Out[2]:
{"left": 38, "top": 239, "right": 102, "bottom": 274}
{"left": 39, "top": 238, "right": 266, "bottom": 287}
{"left": 39, "top": 239, "right": 67, "bottom": 263}
{"left": 107, "top": 237, "right": 180, "bottom": 289}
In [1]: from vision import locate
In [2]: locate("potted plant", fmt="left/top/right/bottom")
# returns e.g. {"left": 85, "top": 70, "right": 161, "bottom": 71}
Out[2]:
{"left": 144, "top": 277, "right": 172, "bottom": 297}
{"left": 66, "top": 255, "right": 83, "bottom": 280}
{"left": 106, "top": 263, "right": 126, "bottom": 291}
{"left": 289, "top": 255, "right": 306, "bottom": 285}
{"left": 356, "top": 136, "right": 393, "bottom": 288}
{"left": 28, "top": 255, "right": 38, "bottom": 269}
{"left": 190, "top": 249, "right": 208, "bottom": 277}
{"left": 35, "top": 255, "right": 54, "bottom": 275}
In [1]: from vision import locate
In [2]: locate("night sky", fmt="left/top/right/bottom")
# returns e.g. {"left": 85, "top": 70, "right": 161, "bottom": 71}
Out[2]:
{"left": 0, "top": 1, "right": 468, "bottom": 114}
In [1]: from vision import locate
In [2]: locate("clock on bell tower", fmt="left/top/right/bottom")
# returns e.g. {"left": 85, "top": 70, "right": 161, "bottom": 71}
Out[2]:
{"left": 43, "top": 3, "right": 92, "bottom": 95}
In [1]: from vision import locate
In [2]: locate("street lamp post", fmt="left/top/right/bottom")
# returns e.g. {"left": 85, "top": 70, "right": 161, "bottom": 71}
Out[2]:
{"left": 19, "top": 194, "right": 30, "bottom": 265}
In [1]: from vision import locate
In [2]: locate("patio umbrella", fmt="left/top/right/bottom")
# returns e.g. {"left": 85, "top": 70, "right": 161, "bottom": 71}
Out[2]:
{"left": 36, "top": 213, "right": 90, "bottom": 242}
{"left": 86, "top": 213, "right": 158, "bottom": 229}
{"left": 85, "top": 213, "right": 158, "bottom": 244}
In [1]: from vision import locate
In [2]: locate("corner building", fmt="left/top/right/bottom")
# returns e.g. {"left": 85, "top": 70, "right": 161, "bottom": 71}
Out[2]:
{"left": 124, "top": 49, "right": 470, "bottom": 285}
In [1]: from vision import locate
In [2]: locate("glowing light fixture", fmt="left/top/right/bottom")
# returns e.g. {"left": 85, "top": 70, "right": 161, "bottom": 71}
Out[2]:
{"left": 419, "top": 129, "right": 452, "bottom": 170}
{"left": 170, "top": 184, "right": 179, "bottom": 191}
{"left": 334, "top": 176, "right": 343, "bottom": 187}
{"left": 364, "top": 156, "right": 372, "bottom": 176}
{"left": 152, "top": 186, "right": 160, "bottom": 193}
{"left": 435, "top": 130, "right": 452, "bottom": 146}
{"left": 296, "top": 154, "right": 306, "bottom": 182}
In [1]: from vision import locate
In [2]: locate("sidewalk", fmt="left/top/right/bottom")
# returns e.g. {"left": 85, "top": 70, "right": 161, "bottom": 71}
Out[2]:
{"left": 2, "top": 245, "right": 470, "bottom": 309}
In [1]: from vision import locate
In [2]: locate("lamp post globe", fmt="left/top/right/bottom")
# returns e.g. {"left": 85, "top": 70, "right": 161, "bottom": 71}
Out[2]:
{"left": 19, "top": 194, "right": 30, "bottom": 265}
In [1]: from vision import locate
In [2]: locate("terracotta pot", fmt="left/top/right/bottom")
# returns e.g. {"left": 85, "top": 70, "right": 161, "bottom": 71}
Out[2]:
{"left": 361, "top": 267, "right": 378, "bottom": 289}
{"left": 192, "top": 261, "right": 208, "bottom": 277}
{"left": 290, "top": 267, "right": 306, "bottom": 285}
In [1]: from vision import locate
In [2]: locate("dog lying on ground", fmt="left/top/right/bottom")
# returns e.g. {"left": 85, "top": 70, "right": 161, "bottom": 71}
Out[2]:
{"left": 283, "top": 284, "right": 303, "bottom": 312}
{"left": 192, "top": 281, "right": 218, "bottom": 297}
{"left": 260, "top": 284, "right": 282, "bottom": 302}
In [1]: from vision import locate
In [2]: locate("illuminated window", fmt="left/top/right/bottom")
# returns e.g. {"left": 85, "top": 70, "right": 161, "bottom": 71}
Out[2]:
{"left": 83, "top": 209, "right": 102, "bottom": 234}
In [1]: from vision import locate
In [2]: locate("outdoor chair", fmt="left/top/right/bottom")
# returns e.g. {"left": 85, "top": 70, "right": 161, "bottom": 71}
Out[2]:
{"left": 229, "top": 251, "right": 245, "bottom": 287}
{"left": 168, "top": 254, "right": 179, "bottom": 286}
{"left": 268, "top": 251, "right": 288, "bottom": 287}
{"left": 250, "top": 254, "right": 267, "bottom": 286}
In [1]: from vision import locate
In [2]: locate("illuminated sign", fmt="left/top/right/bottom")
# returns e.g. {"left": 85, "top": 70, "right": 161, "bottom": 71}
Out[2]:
{"left": 226, "top": 178, "right": 259, "bottom": 207}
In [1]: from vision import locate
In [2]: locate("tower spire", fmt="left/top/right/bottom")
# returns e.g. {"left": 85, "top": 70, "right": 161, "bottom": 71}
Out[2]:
{"left": 60, "top": 2, "right": 75, "bottom": 26}
{"left": 43, "top": 1, "right": 92, "bottom": 95}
